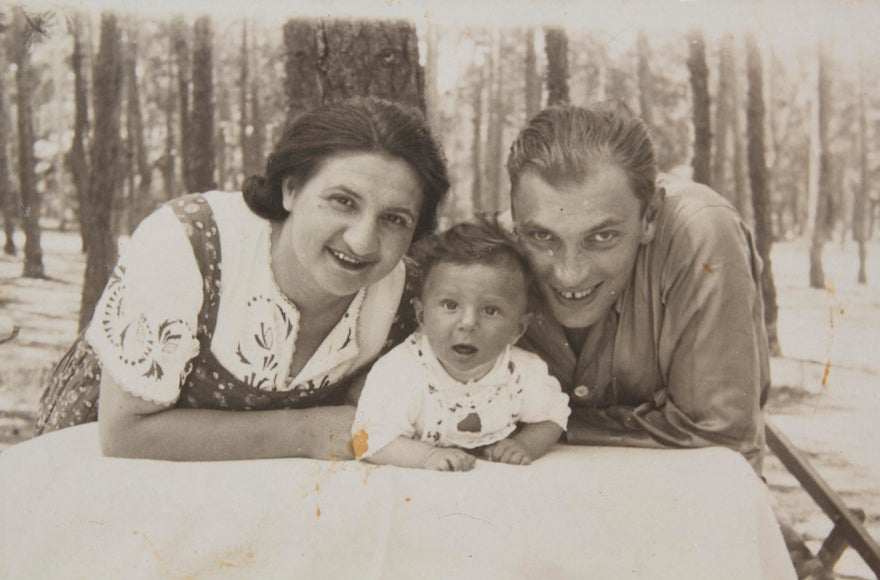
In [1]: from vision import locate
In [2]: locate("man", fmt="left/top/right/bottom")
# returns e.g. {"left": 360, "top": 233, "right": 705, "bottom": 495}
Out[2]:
{"left": 508, "top": 102, "right": 770, "bottom": 472}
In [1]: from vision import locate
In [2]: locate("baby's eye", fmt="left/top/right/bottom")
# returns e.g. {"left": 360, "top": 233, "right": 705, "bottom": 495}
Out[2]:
{"left": 589, "top": 230, "right": 618, "bottom": 244}
{"left": 482, "top": 305, "right": 500, "bottom": 316}
{"left": 440, "top": 299, "right": 458, "bottom": 311}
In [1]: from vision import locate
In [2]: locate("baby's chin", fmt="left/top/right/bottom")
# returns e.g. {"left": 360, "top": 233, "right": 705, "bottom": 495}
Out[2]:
{"left": 438, "top": 354, "right": 499, "bottom": 383}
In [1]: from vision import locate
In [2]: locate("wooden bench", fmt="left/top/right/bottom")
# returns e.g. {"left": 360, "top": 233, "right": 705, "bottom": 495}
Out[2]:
{"left": 766, "top": 419, "right": 880, "bottom": 575}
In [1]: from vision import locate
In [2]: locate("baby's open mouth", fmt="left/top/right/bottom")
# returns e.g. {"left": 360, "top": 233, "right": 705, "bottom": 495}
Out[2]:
{"left": 451, "top": 344, "right": 478, "bottom": 355}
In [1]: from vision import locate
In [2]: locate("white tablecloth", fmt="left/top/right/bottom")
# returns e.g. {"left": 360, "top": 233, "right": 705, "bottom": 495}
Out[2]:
{"left": 0, "top": 424, "right": 795, "bottom": 579}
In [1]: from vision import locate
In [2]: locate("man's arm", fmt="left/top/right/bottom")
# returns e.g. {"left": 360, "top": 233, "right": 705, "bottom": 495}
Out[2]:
{"left": 568, "top": 206, "right": 768, "bottom": 467}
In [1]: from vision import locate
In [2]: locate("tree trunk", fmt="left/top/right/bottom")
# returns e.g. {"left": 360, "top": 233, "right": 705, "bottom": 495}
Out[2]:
{"left": 66, "top": 14, "right": 90, "bottom": 252}
{"left": 12, "top": 9, "right": 44, "bottom": 278}
{"left": 687, "top": 30, "right": 711, "bottom": 186}
{"left": 238, "top": 20, "right": 262, "bottom": 178}
{"left": 525, "top": 27, "right": 540, "bottom": 119}
{"left": 471, "top": 62, "right": 484, "bottom": 212}
{"left": 161, "top": 31, "right": 176, "bottom": 199}
{"left": 712, "top": 34, "right": 734, "bottom": 198}
{"left": 322, "top": 20, "right": 425, "bottom": 111}
{"left": 636, "top": 30, "right": 654, "bottom": 129}
{"left": 173, "top": 19, "right": 192, "bottom": 193}
{"left": 810, "top": 40, "right": 832, "bottom": 289}
{"left": 249, "top": 37, "right": 264, "bottom": 180}
{"left": 125, "top": 25, "right": 153, "bottom": 231}
{"left": 854, "top": 50, "right": 868, "bottom": 284}
{"left": 485, "top": 33, "right": 505, "bottom": 211}
{"left": 0, "top": 32, "right": 15, "bottom": 256}
{"left": 282, "top": 19, "right": 323, "bottom": 125}
{"left": 283, "top": 18, "right": 425, "bottom": 116}
{"left": 745, "top": 33, "right": 781, "bottom": 356}
{"left": 424, "top": 18, "right": 442, "bottom": 134}
{"left": 189, "top": 16, "right": 215, "bottom": 192}
{"left": 730, "top": 42, "right": 750, "bottom": 225}
{"left": 80, "top": 12, "right": 124, "bottom": 331}
{"left": 544, "top": 27, "right": 569, "bottom": 106}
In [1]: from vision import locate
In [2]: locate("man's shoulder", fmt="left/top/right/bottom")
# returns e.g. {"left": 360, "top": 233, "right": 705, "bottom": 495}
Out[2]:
{"left": 655, "top": 174, "right": 747, "bottom": 249}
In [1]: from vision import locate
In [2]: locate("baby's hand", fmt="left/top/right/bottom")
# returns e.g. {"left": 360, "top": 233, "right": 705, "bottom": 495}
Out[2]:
{"left": 421, "top": 447, "right": 476, "bottom": 471}
{"left": 483, "top": 439, "right": 533, "bottom": 465}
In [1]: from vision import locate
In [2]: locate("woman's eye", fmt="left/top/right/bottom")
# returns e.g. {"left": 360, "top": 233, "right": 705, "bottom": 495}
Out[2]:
{"left": 590, "top": 230, "right": 618, "bottom": 244}
{"left": 382, "top": 213, "right": 412, "bottom": 228}
{"left": 330, "top": 195, "right": 356, "bottom": 209}
{"left": 482, "top": 306, "right": 500, "bottom": 316}
{"left": 440, "top": 299, "right": 458, "bottom": 311}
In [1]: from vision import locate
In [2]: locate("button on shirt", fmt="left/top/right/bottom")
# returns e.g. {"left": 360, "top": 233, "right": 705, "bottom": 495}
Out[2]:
{"left": 518, "top": 175, "right": 771, "bottom": 472}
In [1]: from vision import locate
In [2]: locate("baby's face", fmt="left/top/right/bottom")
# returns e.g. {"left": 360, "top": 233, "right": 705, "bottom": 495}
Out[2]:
{"left": 415, "top": 261, "right": 530, "bottom": 383}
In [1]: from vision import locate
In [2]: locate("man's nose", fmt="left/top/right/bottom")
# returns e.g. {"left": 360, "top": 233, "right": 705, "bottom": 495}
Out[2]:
{"left": 342, "top": 215, "right": 379, "bottom": 256}
{"left": 553, "top": 248, "right": 588, "bottom": 286}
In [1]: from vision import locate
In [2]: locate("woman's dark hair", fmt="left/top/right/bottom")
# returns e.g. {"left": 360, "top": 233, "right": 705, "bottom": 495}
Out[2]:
{"left": 410, "top": 216, "right": 539, "bottom": 313}
{"left": 243, "top": 97, "right": 450, "bottom": 241}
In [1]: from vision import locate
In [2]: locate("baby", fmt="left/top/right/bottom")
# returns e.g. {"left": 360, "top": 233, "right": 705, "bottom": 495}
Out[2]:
{"left": 352, "top": 219, "right": 570, "bottom": 471}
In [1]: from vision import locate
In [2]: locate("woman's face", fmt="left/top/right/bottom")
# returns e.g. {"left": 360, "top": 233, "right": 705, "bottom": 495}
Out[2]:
{"left": 275, "top": 151, "right": 424, "bottom": 301}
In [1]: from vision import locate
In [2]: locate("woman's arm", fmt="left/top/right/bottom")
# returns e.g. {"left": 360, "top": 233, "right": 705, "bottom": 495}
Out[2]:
{"left": 98, "top": 373, "right": 355, "bottom": 461}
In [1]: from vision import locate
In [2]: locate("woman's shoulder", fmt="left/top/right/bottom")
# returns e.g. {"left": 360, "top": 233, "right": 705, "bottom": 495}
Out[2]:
{"left": 201, "top": 191, "right": 266, "bottom": 235}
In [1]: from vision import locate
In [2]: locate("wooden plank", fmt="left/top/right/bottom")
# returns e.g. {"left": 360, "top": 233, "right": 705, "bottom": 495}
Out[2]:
{"left": 818, "top": 508, "right": 866, "bottom": 567}
{"left": 766, "top": 419, "right": 880, "bottom": 575}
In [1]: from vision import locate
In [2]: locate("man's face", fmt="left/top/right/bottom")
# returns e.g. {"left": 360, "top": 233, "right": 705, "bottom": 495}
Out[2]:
{"left": 511, "top": 166, "right": 655, "bottom": 330}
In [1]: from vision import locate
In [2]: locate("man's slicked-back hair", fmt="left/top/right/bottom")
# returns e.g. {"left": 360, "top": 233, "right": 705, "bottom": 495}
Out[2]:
{"left": 507, "top": 101, "right": 658, "bottom": 212}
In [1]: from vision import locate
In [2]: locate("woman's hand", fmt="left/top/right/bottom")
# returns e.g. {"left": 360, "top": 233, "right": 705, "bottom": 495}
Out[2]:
{"left": 98, "top": 372, "right": 359, "bottom": 461}
{"left": 483, "top": 439, "right": 533, "bottom": 465}
{"left": 307, "top": 405, "right": 357, "bottom": 461}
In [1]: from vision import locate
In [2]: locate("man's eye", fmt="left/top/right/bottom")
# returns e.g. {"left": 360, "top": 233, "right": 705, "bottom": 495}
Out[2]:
{"left": 482, "top": 306, "right": 500, "bottom": 316}
{"left": 529, "top": 230, "right": 553, "bottom": 242}
{"left": 590, "top": 230, "right": 618, "bottom": 243}
{"left": 440, "top": 299, "right": 458, "bottom": 311}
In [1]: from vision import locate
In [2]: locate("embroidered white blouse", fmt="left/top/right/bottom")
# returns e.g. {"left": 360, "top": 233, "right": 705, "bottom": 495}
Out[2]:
{"left": 353, "top": 333, "right": 570, "bottom": 458}
{"left": 85, "top": 191, "right": 406, "bottom": 406}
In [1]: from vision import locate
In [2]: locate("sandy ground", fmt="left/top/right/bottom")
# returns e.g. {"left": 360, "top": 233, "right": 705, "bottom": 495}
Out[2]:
{"left": 1, "top": 228, "right": 879, "bottom": 578}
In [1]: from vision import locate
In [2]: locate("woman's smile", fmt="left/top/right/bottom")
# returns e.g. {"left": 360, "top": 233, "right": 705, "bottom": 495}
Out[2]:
{"left": 271, "top": 151, "right": 424, "bottom": 306}
{"left": 326, "top": 247, "right": 375, "bottom": 270}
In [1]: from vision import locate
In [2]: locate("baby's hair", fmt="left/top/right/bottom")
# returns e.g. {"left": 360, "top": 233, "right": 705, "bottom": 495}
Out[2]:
{"left": 410, "top": 215, "right": 538, "bottom": 312}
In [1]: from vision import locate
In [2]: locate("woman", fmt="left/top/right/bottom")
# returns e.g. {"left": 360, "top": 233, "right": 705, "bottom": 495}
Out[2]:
{"left": 35, "top": 97, "right": 449, "bottom": 461}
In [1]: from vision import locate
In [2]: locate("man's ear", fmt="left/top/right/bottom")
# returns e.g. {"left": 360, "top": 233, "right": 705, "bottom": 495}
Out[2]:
{"left": 512, "top": 312, "right": 533, "bottom": 345}
{"left": 640, "top": 186, "right": 665, "bottom": 244}
{"left": 412, "top": 298, "right": 425, "bottom": 327}
{"left": 281, "top": 176, "right": 297, "bottom": 212}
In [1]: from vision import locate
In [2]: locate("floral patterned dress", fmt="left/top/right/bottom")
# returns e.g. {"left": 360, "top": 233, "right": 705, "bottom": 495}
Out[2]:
{"left": 35, "top": 192, "right": 417, "bottom": 434}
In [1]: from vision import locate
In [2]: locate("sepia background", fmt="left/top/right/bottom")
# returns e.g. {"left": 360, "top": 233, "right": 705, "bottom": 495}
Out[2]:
{"left": 0, "top": 0, "right": 878, "bottom": 577}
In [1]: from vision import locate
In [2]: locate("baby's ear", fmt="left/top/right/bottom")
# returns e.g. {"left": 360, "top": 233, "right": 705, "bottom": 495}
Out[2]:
{"left": 512, "top": 312, "right": 533, "bottom": 345}
{"left": 412, "top": 298, "right": 425, "bottom": 327}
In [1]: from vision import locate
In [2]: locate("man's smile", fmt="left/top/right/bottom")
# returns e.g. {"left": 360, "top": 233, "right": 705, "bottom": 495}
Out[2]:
{"left": 553, "top": 282, "right": 602, "bottom": 302}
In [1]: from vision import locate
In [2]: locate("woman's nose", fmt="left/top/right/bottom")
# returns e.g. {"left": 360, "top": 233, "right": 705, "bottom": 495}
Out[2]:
{"left": 342, "top": 215, "right": 379, "bottom": 256}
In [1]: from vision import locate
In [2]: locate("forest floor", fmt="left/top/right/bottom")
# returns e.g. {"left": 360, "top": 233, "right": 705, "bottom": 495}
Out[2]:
{"left": 1, "top": 227, "right": 879, "bottom": 579}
